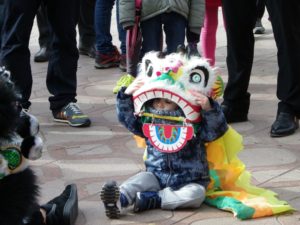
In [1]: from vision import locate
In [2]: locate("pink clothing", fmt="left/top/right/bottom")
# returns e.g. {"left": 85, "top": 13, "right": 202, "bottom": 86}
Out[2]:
{"left": 200, "top": 2, "right": 223, "bottom": 67}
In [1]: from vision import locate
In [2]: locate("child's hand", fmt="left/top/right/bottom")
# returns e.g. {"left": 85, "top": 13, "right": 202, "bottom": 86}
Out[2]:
{"left": 190, "top": 90, "right": 212, "bottom": 111}
{"left": 124, "top": 76, "right": 145, "bottom": 95}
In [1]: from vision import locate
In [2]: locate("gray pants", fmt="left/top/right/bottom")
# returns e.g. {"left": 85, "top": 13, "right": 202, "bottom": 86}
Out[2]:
{"left": 120, "top": 171, "right": 206, "bottom": 210}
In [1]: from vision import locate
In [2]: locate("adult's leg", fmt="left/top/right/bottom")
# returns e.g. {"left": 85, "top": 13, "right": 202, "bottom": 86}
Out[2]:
{"left": 140, "top": 15, "right": 162, "bottom": 55}
{"left": 256, "top": 0, "right": 266, "bottom": 19}
{"left": 94, "top": 0, "right": 115, "bottom": 53}
{"left": 36, "top": 2, "right": 51, "bottom": 48}
{"left": 78, "top": 0, "right": 95, "bottom": 56}
{"left": 34, "top": 2, "right": 51, "bottom": 63}
{"left": 267, "top": 0, "right": 300, "bottom": 136}
{"left": 46, "top": 0, "right": 79, "bottom": 112}
{"left": 0, "top": 0, "right": 5, "bottom": 47}
{"left": 266, "top": 0, "right": 300, "bottom": 114}
{"left": 200, "top": 5, "right": 219, "bottom": 66}
{"left": 0, "top": 0, "right": 40, "bottom": 109}
{"left": 221, "top": 0, "right": 257, "bottom": 121}
{"left": 163, "top": 12, "right": 186, "bottom": 54}
{"left": 159, "top": 183, "right": 206, "bottom": 210}
{"left": 116, "top": 0, "right": 126, "bottom": 55}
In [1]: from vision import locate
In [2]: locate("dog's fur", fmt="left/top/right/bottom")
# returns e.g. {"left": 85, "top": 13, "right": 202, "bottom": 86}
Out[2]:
{"left": 0, "top": 67, "right": 41, "bottom": 225}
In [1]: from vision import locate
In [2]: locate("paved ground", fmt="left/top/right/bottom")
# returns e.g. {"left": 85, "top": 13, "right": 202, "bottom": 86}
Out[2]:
{"left": 26, "top": 11, "right": 300, "bottom": 225}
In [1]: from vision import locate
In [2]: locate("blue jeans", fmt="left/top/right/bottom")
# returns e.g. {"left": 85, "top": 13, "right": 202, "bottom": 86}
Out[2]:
{"left": 94, "top": 0, "right": 126, "bottom": 54}
{"left": 140, "top": 12, "right": 187, "bottom": 55}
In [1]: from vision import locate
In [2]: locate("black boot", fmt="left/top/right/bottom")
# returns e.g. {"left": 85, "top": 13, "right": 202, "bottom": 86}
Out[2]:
{"left": 270, "top": 112, "right": 299, "bottom": 137}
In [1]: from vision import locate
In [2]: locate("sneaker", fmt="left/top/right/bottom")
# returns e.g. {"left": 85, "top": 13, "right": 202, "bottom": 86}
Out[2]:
{"left": 119, "top": 54, "right": 127, "bottom": 72}
{"left": 133, "top": 191, "right": 161, "bottom": 212}
{"left": 53, "top": 102, "right": 91, "bottom": 127}
{"left": 41, "top": 184, "right": 78, "bottom": 225}
{"left": 95, "top": 46, "right": 120, "bottom": 69}
{"left": 113, "top": 74, "right": 135, "bottom": 94}
{"left": 100, "top": 181, "right": 121, "bottom": 219}
{"left": 253, "top": 18, "right": 265, "bottom": 34}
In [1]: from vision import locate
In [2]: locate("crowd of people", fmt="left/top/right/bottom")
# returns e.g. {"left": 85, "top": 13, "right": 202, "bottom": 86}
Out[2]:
{"left": 0, "top": 0, "right": 300, "bottom": 224}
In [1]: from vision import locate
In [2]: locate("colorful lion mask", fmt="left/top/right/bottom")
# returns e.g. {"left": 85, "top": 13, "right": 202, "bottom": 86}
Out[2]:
{"left": 133, "top": 50, "right": 224, "bottom": 123}
{"left": 131, "top": 50, "right": 224, "bottom": 153}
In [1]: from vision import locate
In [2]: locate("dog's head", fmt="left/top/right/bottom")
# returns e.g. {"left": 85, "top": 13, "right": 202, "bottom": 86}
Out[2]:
{"left": 0, "top": 67, "right": 21, "bottom": 137}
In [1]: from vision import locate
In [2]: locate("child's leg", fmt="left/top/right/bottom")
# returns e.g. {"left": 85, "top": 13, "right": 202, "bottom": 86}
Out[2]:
{"left": 200, "top": 5, "right": 219, "bottom": 66}
{"left": 101, "top": 172, "right": 160, "bottom": 218}
{"left": 159, "top": 183, "right": 206, "bottom": 210}
{"left": 140, "top": 15, "right": 163, "bottom": 56}
{"left": 163, "top": 12, "right": 187, "bottom": 54}
{"left": 120, "top": 171, "right": 161, "bottom": 205}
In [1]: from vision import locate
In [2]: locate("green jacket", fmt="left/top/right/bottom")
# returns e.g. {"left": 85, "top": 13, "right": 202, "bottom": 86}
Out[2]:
{"left": 119, "top": 0, "right": 205, "bottom": 34}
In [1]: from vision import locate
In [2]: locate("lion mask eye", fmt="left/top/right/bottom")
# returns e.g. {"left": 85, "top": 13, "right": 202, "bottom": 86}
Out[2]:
{"left": 189, "top": 66, "right": 209, "bottom": 87}
{"left": 145, "top": 59, "right": 153, "bottom": 77}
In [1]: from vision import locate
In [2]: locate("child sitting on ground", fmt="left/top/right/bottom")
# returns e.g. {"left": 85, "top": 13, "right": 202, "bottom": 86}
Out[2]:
{"left": 100, "top": 50, "right": 228, "bottom": 218}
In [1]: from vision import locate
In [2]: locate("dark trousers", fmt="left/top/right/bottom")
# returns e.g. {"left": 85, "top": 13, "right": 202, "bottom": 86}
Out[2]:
{"left": 266, "top": 0, "right": 300, "bottom": 114}
{"left": 36, "top": 2, "right": 51, "bottom": 48}
{"left": 222, "top": 0, "right": 300, "bottom": 115}
{"left": 78, "top": 0, "right": 95, "bottom": 48}
{"left": 0, "top": 0, "right": 79, "bottom": 111}
{"left": 221, "top": 0, "right": 256, "bottom": 106}
{"left": 256, "top": 0, "right": 266, "bottom": 19}
{"left": 141, "top": 12, "right": 187, "bottom": 55}
{"left": 0, "top": 0, "right": 4, "bottom": 47}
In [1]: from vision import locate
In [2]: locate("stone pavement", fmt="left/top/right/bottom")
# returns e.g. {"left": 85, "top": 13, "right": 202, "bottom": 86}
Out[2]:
{"left": 27, "top": 11, "right": 300, "bottom": 225}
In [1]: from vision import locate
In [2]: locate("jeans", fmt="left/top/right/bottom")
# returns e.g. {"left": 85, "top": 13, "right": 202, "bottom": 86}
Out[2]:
{"left": 94, "top": 0, "right": 126, "bottom": 54}
{"left": 120, "top": 171, "right": 205, "bottom": 209}
{"left": 0, "top": 0, "right": 79, "bottom": 111}
{"left": 140, "top": 12, "right": 187, "bottom": 55}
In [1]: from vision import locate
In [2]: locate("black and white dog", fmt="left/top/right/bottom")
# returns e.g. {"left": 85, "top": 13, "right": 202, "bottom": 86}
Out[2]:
{"left": 0, "top": 67, "right": 43, "bottom": 225}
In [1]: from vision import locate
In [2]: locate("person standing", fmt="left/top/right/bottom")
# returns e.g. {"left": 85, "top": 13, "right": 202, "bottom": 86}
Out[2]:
{"left": 221, "top": 0, "right": 300, "bottom": 137}
{"left": 94, "top": 0, "right": 126, "bottom": 71}
{"left": 0, "top": 0, "right": 91, "bottom": 127}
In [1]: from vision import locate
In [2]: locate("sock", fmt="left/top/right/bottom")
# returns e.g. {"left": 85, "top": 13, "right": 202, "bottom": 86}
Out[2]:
{"left": 120, "top": 193, "right": 129, "bottom": 208}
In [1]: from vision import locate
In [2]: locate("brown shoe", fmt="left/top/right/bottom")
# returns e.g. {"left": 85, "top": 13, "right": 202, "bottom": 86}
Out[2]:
{"left": 95, "top": 46, "right": 120, "bottom": 69}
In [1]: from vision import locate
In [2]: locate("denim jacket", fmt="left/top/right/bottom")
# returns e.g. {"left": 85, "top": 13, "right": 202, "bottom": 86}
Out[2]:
{"left": 117, "top": 88, "right": 228, "bottom": 189}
